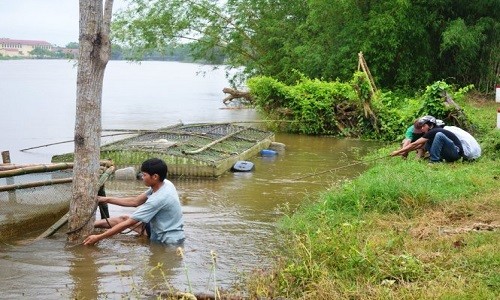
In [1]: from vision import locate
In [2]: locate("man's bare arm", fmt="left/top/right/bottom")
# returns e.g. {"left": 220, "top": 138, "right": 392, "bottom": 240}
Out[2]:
{"left": 391, "top": 137, "right": 427, "bottom": 157}
{"left": 83, "top": 217, "right": 139, "bottom": 245}
{"left": 98, "top": 193, "right": 148, "bottom": 207}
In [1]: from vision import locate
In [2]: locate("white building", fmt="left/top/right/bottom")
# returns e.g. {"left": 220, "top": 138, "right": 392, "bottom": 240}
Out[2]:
{"left": 0, "top": 38, "right": 53, "bottom": 57}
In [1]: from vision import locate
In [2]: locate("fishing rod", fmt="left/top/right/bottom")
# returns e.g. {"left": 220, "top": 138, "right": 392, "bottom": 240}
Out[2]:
{"left": 19, "top": 120, "right": 292, "bottom": 152}
{"left": 19, "top": 132, "right": 138, "bottom": 152}
{"left": 292, "top": 154, "right": 390, "bottom": 181}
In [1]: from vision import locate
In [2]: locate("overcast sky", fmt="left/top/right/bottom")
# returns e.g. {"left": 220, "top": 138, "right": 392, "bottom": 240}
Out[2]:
{"left": 0, "top": 0, "right": 128, "bottom": 46}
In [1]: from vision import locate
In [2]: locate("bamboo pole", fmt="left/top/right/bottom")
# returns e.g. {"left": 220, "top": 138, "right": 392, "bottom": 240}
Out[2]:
{"left": 103, "top": 121, "right": 185, "bottom": 133}
{"left": 0, "top": 163, "right": 74, "bottom": 171}
{"left": 0, "top": 177, "right": 73, "bottom": 192}
{"left": 30, "top": 212, "right": 70, "bottom": 241}
{"left": 0, "top": 163, "right": 74, "bottom": 178}
{"left": 0, "top": 160, "right": 112, "bottom": 174}
{"left": 182, "top": 128, "right": 246, "bottom": 154}
{"left": 0, "top": 164, "right": 27, "bottom": 171}
{"left": 102, "top": 120, "right": 293, "bottom": 133}
{"left": 19, "top": 133, "right": 139, "bottom": 152}
{"left": 358, "top": 52, "right": 377, "bottom": 95}
{"left": 19, "top": 123, "right": 185, "bottom": 152}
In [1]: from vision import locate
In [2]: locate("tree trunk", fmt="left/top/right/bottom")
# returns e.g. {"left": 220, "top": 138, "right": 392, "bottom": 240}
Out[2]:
{"left": 67, "top": 0, "right": 114, "bottom": 244}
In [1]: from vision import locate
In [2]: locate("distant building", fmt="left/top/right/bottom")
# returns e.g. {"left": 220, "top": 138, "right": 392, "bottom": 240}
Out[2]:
{"left": 52, "top": 46, "right": 79, "bottom": 57}
{"left": 0, "top": 38, "right": 53, "bottom": 57}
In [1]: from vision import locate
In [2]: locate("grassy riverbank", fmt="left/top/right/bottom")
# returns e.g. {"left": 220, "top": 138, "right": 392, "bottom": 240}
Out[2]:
{"left": 243, "top": 100, "right": 499, "bottom": 299}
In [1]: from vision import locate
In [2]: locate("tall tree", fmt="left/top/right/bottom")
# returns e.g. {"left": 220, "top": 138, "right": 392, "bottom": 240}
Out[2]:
{"left": 112, "top": 0, "right": 498, "bottom": 92}
{"left": 67, "top": 0, "right": 113, "bottom": 244}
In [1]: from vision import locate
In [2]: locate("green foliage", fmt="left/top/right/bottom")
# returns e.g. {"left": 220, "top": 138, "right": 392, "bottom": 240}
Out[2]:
{"left": 29, "top": 47, "right": 57, "bottom": 58}
{"left": 249, "top": 72, "right": 484, "bottom": 141}
{"left": 418, "top": 81, "right": 453, "bottom": 118}
{"left": 479, "top": 129, "right": 500, "bottom": 160}
{"left": 65, "top": 42, "right": 79, "bottom": 49}
{"left": 112, "top": 0, "right": 499, "bottom": 92}
{"left": 370, "top": 91, "right": 421, "bottom": 141}
{"left": 248, "top": 73, "right": 360, "bottom": 135}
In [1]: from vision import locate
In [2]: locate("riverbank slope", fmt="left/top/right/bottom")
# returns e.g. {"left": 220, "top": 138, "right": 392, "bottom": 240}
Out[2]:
{"left": 243, "top": 99, "right": 499, "bottom": 299}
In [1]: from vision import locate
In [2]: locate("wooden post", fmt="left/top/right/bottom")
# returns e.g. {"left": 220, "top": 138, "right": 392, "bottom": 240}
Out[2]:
{"left": 1, "top": 151, "right": 16, "bottom": 202}
{"left": 1, "top": 151, "right": 11, "bottom": 164}
{"left": 357, "top": 52, "right": 377, "bottom": 95}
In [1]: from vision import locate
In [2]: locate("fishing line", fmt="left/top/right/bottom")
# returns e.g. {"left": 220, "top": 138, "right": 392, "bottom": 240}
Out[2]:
{"left": 292, "top": 154, "right": 390, "bottom": 181}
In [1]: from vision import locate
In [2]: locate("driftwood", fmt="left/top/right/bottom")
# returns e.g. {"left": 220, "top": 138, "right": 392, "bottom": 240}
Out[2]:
{"left": 222, "top": 87, "right": 254, "bottom": 106}
{"left": 442, "top": 91, "right": 461, "bottom": 110}
{"left": 155, "top": 291, "right": 245, "bottom": 300}
{"left": 333, "top": 102, "right": 361, "bottom": 133}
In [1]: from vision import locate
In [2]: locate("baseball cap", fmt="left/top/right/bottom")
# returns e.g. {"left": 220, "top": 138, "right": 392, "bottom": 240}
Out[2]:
{"left": 413, "top": 120, "right": 424, "bottom": 134}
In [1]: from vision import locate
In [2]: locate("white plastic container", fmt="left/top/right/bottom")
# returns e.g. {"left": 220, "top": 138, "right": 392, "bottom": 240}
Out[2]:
{"left": 497, "top": 107, "right": 500, "bottom": 129}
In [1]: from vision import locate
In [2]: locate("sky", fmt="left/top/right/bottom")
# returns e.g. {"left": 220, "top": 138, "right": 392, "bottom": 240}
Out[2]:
{"left": 0, "top": 0, "right": 128, "bottom": 47}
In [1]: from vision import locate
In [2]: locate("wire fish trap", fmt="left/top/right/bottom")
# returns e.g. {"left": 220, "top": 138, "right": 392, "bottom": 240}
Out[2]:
{"left": 0, "top": 164, "right": 73, "bottom": 241}
{"left": 0, "top": 162, "right": 115, "bottom": 241}
{"left": 53, "top": 123, "right": 275, "bottom": 178}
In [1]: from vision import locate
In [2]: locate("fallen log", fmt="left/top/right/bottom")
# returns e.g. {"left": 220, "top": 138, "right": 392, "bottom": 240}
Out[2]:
{"left": 222, "top": 87, "right": 254, "bottom": 106}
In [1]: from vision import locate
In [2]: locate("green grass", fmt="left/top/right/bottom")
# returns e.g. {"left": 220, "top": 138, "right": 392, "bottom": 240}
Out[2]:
{"left": 243, "top": 95, "right": 500, "bottom": 299}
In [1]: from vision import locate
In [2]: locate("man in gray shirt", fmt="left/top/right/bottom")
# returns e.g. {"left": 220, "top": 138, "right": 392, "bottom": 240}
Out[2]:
{"left": 84, "top": 158, "right": 185, "bottom": 245}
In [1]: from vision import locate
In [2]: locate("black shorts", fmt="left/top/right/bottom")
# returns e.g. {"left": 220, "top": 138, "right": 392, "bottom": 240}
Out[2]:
{"left": 143, "top": 223, "right": 151, "bottom": 238}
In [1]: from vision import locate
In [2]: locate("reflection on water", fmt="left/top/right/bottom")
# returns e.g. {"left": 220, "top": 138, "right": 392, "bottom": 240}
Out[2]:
{"left": 0, "top": 133, "right": 380, "bottom": 298}
{"left": 0, "top": 60, "right": 382, "bottom": 298}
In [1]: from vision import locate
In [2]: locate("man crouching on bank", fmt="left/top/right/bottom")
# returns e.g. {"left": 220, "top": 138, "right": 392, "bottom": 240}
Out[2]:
{"left": 83, "top": 158, "right": 185, "bottom": 246}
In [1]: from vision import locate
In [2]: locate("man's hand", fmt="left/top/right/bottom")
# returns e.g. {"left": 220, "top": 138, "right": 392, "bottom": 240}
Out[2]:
{"left": 391, "top": 150, "right": 402, "bottom": 157}
{"left": 97, "top": 196, "right": 108, "bottom": 204}
{"left": 83, "top": 234, "right": 101, "bottom": 246}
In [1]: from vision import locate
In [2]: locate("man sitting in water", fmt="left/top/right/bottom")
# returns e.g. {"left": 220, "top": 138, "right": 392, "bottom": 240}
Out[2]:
{"left": 83, "top": 158, "right": 185, "bottom": 245}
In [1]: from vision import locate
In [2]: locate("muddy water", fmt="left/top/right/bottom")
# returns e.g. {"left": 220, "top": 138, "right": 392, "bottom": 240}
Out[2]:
{"left": 0, "top": 60, "right": 382, "bottom": 298}
{"left": 0, "top": 134, "right": 380, "bottom": 298}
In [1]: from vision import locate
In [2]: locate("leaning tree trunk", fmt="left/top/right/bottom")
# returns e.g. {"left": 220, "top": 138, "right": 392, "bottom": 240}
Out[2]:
{"left": 67, "top": 0, "right": 114, "bottom": 244}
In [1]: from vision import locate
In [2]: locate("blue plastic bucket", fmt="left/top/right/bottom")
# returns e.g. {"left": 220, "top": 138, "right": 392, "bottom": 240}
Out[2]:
{"left": 260, "top": 149, "right": 278, "bottom": 157}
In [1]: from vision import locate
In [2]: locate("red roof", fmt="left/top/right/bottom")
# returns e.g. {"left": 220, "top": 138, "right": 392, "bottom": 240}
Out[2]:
{"left": 0, "top": 38, "right": 52, "bottom": 46}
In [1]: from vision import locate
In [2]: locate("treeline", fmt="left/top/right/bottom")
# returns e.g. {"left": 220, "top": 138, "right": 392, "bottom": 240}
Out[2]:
{"left": 110, "top": 43, "right": 219, "bottom": 63}
{"left": 111, "top": 0, "right": 499, "bottom": 93}
{"left": 0, "top": 42, "right": 204, "bottom": 63}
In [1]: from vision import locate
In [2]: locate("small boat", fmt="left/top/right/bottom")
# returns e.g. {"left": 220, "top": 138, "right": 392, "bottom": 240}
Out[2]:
{"left": 53, "top": 122, "right": 275, "bottom": 178}
{"left": 0, "top": 162, "right": 114, "bottom": 241}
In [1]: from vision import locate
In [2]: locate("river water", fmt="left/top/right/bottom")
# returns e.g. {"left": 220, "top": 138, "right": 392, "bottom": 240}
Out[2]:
{"left": 0, "top": 60, "right": 380, "bottom": 298}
